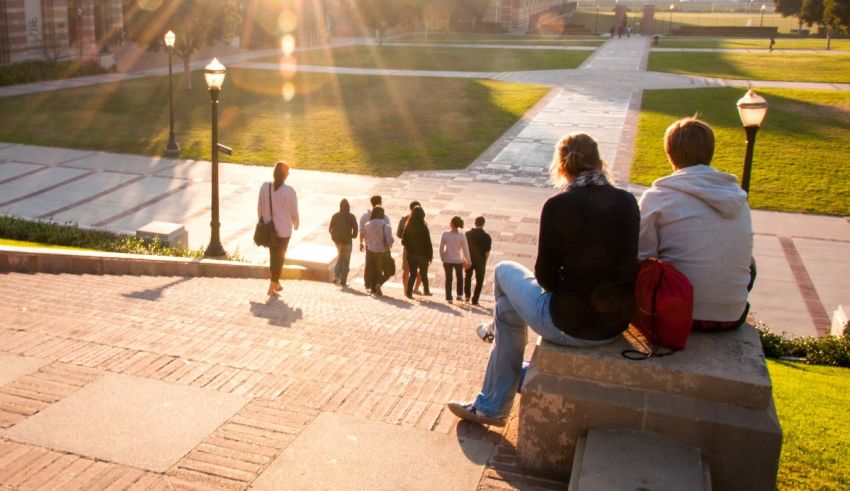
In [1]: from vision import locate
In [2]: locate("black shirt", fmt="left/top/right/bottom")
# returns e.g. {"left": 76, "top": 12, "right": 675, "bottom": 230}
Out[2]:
{"left": 465, "top": 228, "right": 492, "bottom": 266}
{"left": 329, "top": 212, "right": 358, "bottom": 245}
{"left": 401, "top": 222, "right": 433, "bottom": 262}
{"left": 534, "top": 184, "right": 640, "bottom": 340}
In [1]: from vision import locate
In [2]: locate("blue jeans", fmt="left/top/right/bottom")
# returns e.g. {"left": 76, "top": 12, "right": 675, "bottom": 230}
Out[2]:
{"left": 334, "top": 243, "right": 352, "bottom": 285}
{"left": 473, "top": 261, "right": 620, "bottom": 419}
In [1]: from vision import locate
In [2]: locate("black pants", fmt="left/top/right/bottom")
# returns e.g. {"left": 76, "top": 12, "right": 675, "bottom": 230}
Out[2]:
{"left": 365, "top": 250, "right": 386, "bottom": 291}
{"left": 406, "top": 252, "right": 431, "bottom": 295}
{"left": 464, "top": 262, "right": 486, "bottom": 303}
{"left": 443, "top": 263, "right": 463, "bottom": 300}
{"left": 269, "top": 236, "right": 291, "bottom": 283}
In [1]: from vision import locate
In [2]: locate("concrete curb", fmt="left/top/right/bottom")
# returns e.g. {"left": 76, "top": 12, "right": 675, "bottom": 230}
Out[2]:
{"left": 0, "top": 246, "right": 328, "bottom": 281}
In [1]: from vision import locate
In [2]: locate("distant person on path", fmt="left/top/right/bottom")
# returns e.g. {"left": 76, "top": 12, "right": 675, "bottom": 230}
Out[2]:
{"left": 257, "top": 161, "right": 299, "bottom": 297}
{"left": 329, "top": 198, "right": 358, "bottom": 287}
{"left": 363, "top": 207, "right": 393, "bottom": 296}
{"left": 448, "top": 133, "right": 639, "bottom": 427}
{"left": 638, "top": 117, "right": 754, "bottom": 331}
{"left": 626, "top": 25, "right": 632, "bottom": 37}
{"left": 769, "top": 36, "right": 775, "bottom": 52}
{"left": 359, "top": 195, "right": 390, "bottom": 291}
{"left": 464, "top": 216, "right": 492, "bottom": 306}
{"left": 398, "top": 201, "right": 423, "bottom": 294}
{"left": 401, "top": 206, "right": 433, "bottom": 299}
{"left": 440, "top": 216, "right": 471, "bottom": 304}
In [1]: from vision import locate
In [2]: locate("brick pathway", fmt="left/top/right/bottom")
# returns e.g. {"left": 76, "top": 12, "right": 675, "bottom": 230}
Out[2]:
{"left": 0, "top": 272, "right": 565, "bottom": 489}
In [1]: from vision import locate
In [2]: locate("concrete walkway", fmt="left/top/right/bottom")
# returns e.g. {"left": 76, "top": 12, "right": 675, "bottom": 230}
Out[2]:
{"left": 1, "top": 37, "right": 848, "bottom": 339}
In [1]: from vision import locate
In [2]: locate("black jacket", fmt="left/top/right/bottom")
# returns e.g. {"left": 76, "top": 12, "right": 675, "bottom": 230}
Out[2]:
{"left": 402, "top": 223, "right": 433, "bottom": 262}
{"left": 329, "top": 212, "right": 358, "bottom": 245}
{"left": 534, "top": 185, "right": 640, "bottom": 340}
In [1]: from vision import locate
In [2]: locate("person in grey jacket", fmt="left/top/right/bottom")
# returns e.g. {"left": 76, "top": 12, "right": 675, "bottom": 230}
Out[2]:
{"left": 639, "top": 117, "right": 754, "bottom": 330}
{"left": 363, "top": 207, "right": 394, "bottom": 296}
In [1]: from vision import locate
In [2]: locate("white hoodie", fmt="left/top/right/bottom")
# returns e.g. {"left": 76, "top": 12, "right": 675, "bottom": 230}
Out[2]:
{"left": 638, "top": 165, "right": 753, "bottom": 321}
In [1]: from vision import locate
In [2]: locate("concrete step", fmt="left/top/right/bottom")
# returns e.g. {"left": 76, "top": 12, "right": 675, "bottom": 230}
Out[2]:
{"left": 568, "top": 429, "right": 710, "bottom": 491}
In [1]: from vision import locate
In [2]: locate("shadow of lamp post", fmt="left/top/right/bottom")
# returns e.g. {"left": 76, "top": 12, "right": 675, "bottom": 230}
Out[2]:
{"left": 203, "top": 58, "right": 231, "bottom": 258}
{"left": 736, "top": 88, "right": 768, "bottom": 197}
{"left": 164, "top": 30, "right": 180, "bottom": 155}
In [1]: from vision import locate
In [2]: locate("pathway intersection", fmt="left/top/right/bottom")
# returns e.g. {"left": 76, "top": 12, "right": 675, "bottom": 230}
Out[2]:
{"left": 0, "top": 34, "right": 848, "bottom": 490}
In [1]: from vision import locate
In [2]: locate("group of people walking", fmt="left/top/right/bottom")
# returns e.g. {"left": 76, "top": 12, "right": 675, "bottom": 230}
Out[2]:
{"left": 256, "top": 117, "right": 755, "bottom": 430}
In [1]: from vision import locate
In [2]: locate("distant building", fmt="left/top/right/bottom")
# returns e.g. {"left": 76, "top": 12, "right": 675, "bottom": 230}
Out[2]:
{"left": 484, "top": 0, "right": 572, "bottom": 32}
{"left": 0, "top": 0, "right": 124, "bottom": 64}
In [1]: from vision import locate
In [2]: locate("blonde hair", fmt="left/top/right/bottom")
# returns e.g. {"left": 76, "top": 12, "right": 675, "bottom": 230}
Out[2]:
{"left": 664, "top": 117, "right": 715, "bottom": 168}
{"left": 549, "top": 133, "right": 606, "bottom": 187}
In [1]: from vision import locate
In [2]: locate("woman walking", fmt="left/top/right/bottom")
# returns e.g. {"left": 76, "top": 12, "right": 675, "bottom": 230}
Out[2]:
{"left": 363, "top": 207, "right": 393, "bottom": 296}
{"left": 329, "top": 199, "right": 358, "bottom": 287}
{"left": 401, "top": 206, "right": 433, "bottom": 298}
{"left": 439, "top": 216, "right": 470, "bottom": 303}
{"left": 447, "top": 133, "right": 640, "bottom": 426}
{"left": 257, "top": 161, "right": 299, "bottom": 297}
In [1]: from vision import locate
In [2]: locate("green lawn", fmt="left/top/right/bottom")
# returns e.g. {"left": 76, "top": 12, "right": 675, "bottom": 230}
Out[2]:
{"left": 768, "top": 360, "right": 850, "bottom": 490}
{"left": 290, "top": 45, "right": 591, "bottom": 71}
{"left": 648, "top": 52, "right": 850, "bottom": 83}
{"left": 0, "top": 69, "right": 549, "bottom": 177}
{"left": 393, "top": 32, "right": 604, "bottom": 46}
{"left": 654, "top": 37, "right": 850, "bottom": 51}
{"left": 632, "top": 88, "right": 850, "bottom": 216}
{"left": 0, "top": 238, "right": 88, "bottom": 250}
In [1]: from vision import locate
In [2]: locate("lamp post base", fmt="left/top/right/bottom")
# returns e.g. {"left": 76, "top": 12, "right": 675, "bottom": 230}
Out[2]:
{"left": 204, "top": 241, "right": 227, "bottom": 259}
{"left": 165, "top": 141, "right": 181, "bottom": 156}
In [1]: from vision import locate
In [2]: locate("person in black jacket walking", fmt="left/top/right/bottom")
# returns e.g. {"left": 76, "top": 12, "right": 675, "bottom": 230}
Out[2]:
{"left": 329, "top": 199, "right": 358, "bottom": 287}
{"left": 447, "top": 133, "right": 640, "bottom": 427}
{"left": 401, "top": 206, "right": 433, "bottom": 298}
{"left": 464, "top": 216, "right": 492, "bottom": 305}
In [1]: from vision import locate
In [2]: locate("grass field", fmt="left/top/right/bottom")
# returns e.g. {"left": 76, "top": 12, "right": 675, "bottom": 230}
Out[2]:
{"left": 0, "top": 238, "right": 88, "bottom": 250}
{"left": 654, "top": 37, "right": 850, "bottom": 51}
{"left": 289, "top": 45, "right": 591, "bottom": 71}
{"left": 632, "top": 87, "right": 850, "bottom": 216}
{"left": 574, "top": 10, "right": 808, "bottom": 34}
{"left": 393, "top": 32, "right": 604, "bottom": 46}
{"left": 647, "top": 52, "right": 850, "bottom": 83}
{"left": 768, "top": 360, "right": 850, "bottom": 490}
{"left": 0, "top": 69, "right": 549, "bottom": 177}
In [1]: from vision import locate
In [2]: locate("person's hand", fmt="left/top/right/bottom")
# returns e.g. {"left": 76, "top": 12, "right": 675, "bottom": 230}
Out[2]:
{"left": 359, "top": 243, "right": 365, "bottom": 252}
{"left": 463, "top": 260, "right": 469, "bottom": 270}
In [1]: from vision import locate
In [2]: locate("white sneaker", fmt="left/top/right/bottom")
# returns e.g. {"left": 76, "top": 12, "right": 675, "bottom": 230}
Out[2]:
{"left": 476, "top": 323, "right": 494, "bottom": 343}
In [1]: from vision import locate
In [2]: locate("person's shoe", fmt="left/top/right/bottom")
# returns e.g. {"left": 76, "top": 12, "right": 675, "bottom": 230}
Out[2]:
{"left": 422, "top": 291, "right": 433, "bottom": 296}
{"left": 471, "top": 300, "right": 480, "bottom": 306}
{"left": 447, "top": 298, "right": 453, "bottom": 304}
{"left": 447, "top": 401, "right": 505, "bottom": 427}
{"left": 413, "top": 288, "right": 422, "bottom": 295}
{"left": 405, "top": 290, "right": 413, "bottom": 299}
{"left": 374, "top": 285, "right": 383, "bottom": 297}
{"left": 332, "top": 277, "right": 340, "bottom": 286}
{"left": 477, "top": 322, "right": 494, "bottom": 343}
{"left": 464, "top": 297, "right": 470, "bottom": 303}
{"left": 340, "top": 282, "right": 348, "bottom": 288}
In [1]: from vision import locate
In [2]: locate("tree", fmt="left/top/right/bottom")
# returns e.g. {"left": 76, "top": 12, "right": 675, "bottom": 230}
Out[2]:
{"left": 824, "top": 0, "right": 850, "bottom": 34}
{"left": 357, "top": 0, "right": 420, "bottom": 45}
{"left": 799, "top": 0, "right": 833, "bottom": 48}
{"left": 450, "top": 0, "right": 490, "bottom": 31}
{"left": 773, "top": 0, "right": 805, "bottom": 30}
{"left": 128, "top": 0, "right": 241, "bottom": 89}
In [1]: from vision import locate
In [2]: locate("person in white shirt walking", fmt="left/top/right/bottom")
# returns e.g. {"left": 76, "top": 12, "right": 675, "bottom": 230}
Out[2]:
{"left": 440, "top": 216, "right": 471, "bottom": 303}
{"left": 257, "top": 161, "right": 299, "bottom": 297}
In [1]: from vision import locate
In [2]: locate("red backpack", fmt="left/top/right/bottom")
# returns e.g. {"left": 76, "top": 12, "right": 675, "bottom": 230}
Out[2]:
{"left": 627, "top": 257, "right": 694, "bottom": 356}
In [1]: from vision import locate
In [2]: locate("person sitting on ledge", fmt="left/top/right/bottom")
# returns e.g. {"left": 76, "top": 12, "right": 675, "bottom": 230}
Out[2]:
{"left": 638, "top": 116, "right": 754, "bottom": 331}
{"left": 448, "top": 133, "right": 640, "bottom": 427}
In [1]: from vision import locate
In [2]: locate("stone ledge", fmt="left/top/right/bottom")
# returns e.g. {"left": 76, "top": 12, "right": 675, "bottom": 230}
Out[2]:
{"left": 0, "top": 246, "right": 317, "bottom": 281}
{"left": 535, "top": 325, "right": 772, "bottom": 409}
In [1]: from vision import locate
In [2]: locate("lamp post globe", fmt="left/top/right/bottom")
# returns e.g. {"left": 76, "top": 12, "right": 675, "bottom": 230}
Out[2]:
{"left": 736, "top": 88, "right": 768, "bottom": 196}
{"left": 204, "top": 58, "right": 228, "bottom": 258}
{"left": 164, "top": 30, "right": 180, "bottom": 155}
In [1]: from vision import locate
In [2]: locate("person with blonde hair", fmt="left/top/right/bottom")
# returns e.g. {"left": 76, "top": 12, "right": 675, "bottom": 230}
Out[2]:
{"left": 257, "top": 161, "right": 299, "bottom": 297}
{"left": 448, "top": 133, "right": 640, "bottom": 427}
{"left": 639, "top": 117, "right": 753, "bottom": 331}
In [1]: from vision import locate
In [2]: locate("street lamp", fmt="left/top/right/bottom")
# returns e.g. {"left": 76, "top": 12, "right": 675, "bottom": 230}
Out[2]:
{"left": 77, "top": 7, "right": 83, "bottom": 61}
{"left": 736, "top": 88, "right": 768, "bottom": 195}
{"left": 203, "top": 58, "right": 228, "bottom": 258}
{"left": 594, "top": 3, "right": 599, "bottom": 35}
{"left": 164, "top": 30, "right": 180, "bottom": 155}
{"left": 669, "top": 4, "right": 674, "bottom": 36}
{"left": 760, "top": 4, "right": 766, "bottom": 27}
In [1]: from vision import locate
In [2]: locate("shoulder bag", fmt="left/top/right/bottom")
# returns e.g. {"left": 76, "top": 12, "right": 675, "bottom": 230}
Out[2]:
{"left": 253, "top": 182, "right": 277, "bottom": 247}
{"left": 381, "top": 222, "right": 396, "bottom": 277}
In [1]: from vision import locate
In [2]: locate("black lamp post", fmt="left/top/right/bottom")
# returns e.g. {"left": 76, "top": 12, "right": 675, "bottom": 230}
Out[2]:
{"left": 736, "top": 88, "right": 768, "bottom": 196}
{"left": 77, "top": 7, "right": 84, "bottom": 61}
{"left": 164, "top": 30, "right": 180, "bottom": 155}
{"left": 594, "top": 3, "right": 599, "bottom": 35}
{"left": 204, "top": 58, "right": 228, "bottom": 258}
{"left": 760, "top": 4, "right": 766, "bottom": 27}
{"left": 668, "top": 4, "right": 675, "bottom": 36}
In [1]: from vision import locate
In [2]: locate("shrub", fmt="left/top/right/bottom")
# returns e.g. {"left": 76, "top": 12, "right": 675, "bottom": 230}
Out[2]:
{"left": 0, "top": 59, "right": 107, "bottom": 87}
{"left": 0, "top": 215, "right": 208, "bottom": 259}
{"left": 758, "top": 323, "right": 850, "bottom": 367}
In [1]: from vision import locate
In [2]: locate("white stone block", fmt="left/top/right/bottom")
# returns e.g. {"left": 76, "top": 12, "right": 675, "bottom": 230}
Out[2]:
{"left": 136, "top": 221, "right": 188, "bottom": 249}
{"left": 832, "top": 305, "right": 849, "bottom": 337}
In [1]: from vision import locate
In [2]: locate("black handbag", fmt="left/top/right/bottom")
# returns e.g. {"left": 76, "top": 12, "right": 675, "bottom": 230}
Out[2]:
{"left": 381, "top": 223, "right": 396, "bottom": 277}
{"left": 253, "top": 183, "right": 277, "bottom": 247}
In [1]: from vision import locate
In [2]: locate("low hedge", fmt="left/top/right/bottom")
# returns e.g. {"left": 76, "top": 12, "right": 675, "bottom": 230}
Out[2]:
{"left": 0, "top": 215, "right": 206, "bottom": 259}
{"left": 0, "top": 59, "right": 107, "bottom": 87}
{"left": 759, "top": 324, "right": 850, "bottom": 367}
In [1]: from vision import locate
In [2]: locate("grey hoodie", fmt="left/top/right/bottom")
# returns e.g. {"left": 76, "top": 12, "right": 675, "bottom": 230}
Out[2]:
{"left": 638, "top": 165, "right": 753, "bottom": 321}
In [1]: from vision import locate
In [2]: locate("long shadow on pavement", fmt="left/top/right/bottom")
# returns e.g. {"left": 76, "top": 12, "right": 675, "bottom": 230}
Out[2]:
{"left": 122, "top": 276, "right": 192, "bottom": 301}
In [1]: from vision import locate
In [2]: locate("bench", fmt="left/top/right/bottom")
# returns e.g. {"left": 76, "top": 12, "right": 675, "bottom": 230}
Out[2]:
{"left": 517, "top": 324, "right": 781, "bottom": 491}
